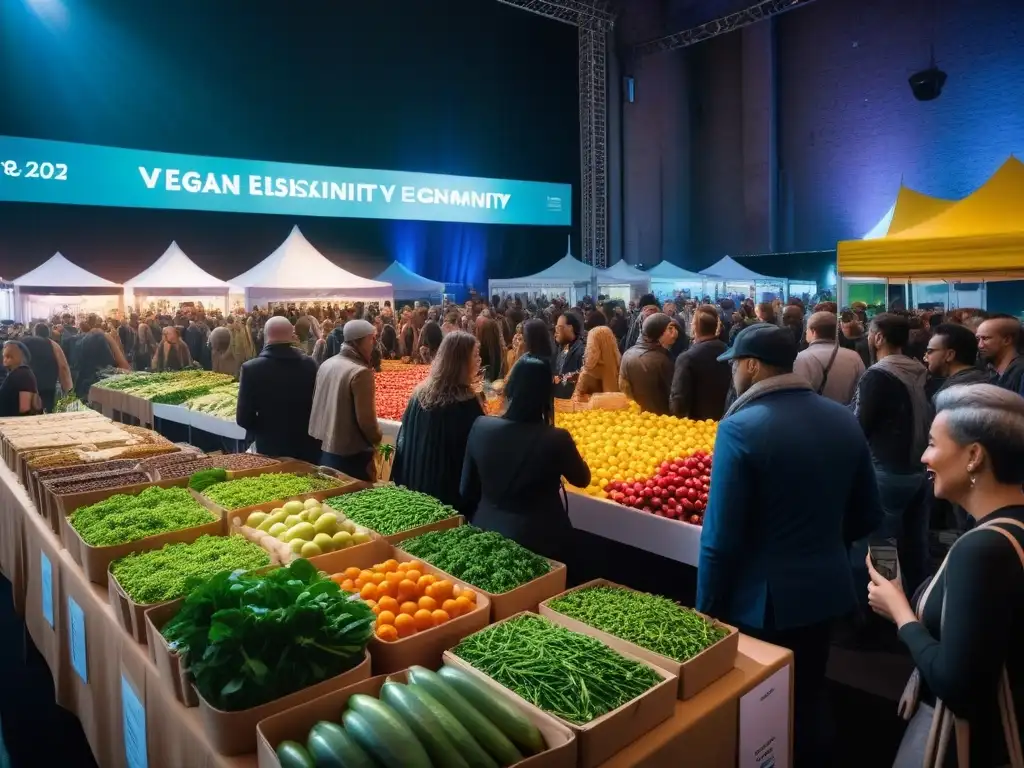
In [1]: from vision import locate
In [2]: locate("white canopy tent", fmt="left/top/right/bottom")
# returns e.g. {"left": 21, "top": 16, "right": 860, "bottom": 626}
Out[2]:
{"left": 124, "top": 241, "right": 237, "bottom": 312}
{"left": 646, "top": 261, "right": 706, "bottom": 299}
{"left": 488, "top": 238, "right": 594, "bottom": 303}
{"left": 700, "top": 256, "right": 788, "bottom": 301}
{"left": 230, "top": 226, "right": 393, "bottom": 308}
{"left": 12, "top": 252, "right": 123, "bottom": 322}
{"left": 597, "top": 260, "right": 651, "bottom": 302}
{"left": 375, "top": 261, "right": 445, "bottom": 302}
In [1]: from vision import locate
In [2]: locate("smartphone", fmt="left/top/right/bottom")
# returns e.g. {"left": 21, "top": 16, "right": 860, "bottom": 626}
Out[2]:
{"left": 869, "top": 542, "right": 899, "bottom": 581}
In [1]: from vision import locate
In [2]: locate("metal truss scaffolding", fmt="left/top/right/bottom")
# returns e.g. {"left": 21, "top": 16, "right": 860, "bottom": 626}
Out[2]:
{"left": 632, "top": 0, "right": 816, "bottom": 57}
{"left": 496, "top": 0, "right": 613, "bottom": 268}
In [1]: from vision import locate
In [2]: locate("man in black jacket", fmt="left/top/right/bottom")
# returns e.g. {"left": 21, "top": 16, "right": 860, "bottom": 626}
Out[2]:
{"left": 926, "top": 323, "right": 989, "bottom": 401}
{"left": 670, "top": 307, "right": 730, "bottom": 420}
{"left": 553, "top": 311, "right": 585, "bottom": 398}
{"left": 976, "top": 315, "right": 1024, "bottom": 395}
{"left": 236, "top": 316, "right": 321, "bottom": 463}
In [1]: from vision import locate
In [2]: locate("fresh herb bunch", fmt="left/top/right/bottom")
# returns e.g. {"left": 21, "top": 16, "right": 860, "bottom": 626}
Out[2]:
{"left": 327, "top": 486, "right": 456, "bottom": 536}
{"left": 399, "top": 525, "right": 550, "bottom": 593}
{"left": 453, "top": 614, "right": 663, "bottom": 725}
{"left": 201, "top": 473, "right": 341, "bottom": 509}
{"left": 547, "top": 586, "right": 728, "bottom": 661}
{"left": 189, "top": 468, "right": 228, "bottom": 492}
{"left": 110, "top": 535, "right": 271, "bottom": 605}
{"left": 162, "top": 558, "right": 375, "bottom": 712}
{"left": 69, "top": 486, "right": 216, "bottom": 547}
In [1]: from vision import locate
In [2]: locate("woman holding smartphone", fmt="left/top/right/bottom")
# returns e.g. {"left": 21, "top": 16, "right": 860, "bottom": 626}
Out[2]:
{"left": 866, "top": 384, "right": 1024, "bottom": 767}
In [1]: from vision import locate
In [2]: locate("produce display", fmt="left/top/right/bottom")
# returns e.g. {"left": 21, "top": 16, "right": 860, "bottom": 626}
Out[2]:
{"left": 327, "top": 557, "right": 480, "bottom": 642}
{"left": 162, "top": 559, "right": 375, "bottom": 712}
{"left": 374, "top": 365, "right": 430, "bottom": 421}
{"left": 546, "top": 585, "right": 728, "bottom": 662}
{"left": 604, "top": 451, "right": 713, "bottom": 525}
{"left": 110, "top": 534, "right": 271, "bottom": 604}
{"left": 325, "top": 485, "right": 457, "bottom": 537}
{"left": 399, "top": 525, "right": 552, "bottom": 594}
{"left": 186, "top": 384, "right": 239, "bottom": 419}
{"left": 452, "top": 614, "right": 663, "bottom": 725}
{"left": 69, "top": 486, "right": 217, "bottom": 547}
{"left": 236, "top": 498, "right": 372, "bottom": 561}
{"left": 274, "top": 664, "right": 547, "bottom": 768}
{"left": 201, "top": 472, "right": 342, "bottom": 510}
{"left": 95, "top": 370, "right": 235, "bottom": 404}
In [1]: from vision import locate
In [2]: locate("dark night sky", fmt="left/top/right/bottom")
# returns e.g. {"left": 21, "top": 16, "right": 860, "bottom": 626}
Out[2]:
{"left": 0, "top": 0, "right": 580, "bottom": 289}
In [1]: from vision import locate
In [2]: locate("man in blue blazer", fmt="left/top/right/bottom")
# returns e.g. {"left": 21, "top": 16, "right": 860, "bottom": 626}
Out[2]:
{"left": 697, "top": 324, "right": 883, "bottom": 767}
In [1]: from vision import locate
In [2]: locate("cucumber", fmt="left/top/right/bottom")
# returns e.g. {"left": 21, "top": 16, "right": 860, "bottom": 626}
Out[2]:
{"left": 406, "top": 685, "right": 499, "bottom": 768}
{"left": 344, "top": 694, "right": 432, "bottom": 768}
{"left": 380, "top": 682, "right": 472, "bottom": 768}
{"left": 406, "top": 666, "right": 523, "bottom": 766}
{"left": 306, "top": 721, "right": 375, "bottom": 768}
{"left": 276, "top": 740, "right": 315, "bottom": 768}
{"left": 439, "top": 664, "right": 547, "bottom": 755}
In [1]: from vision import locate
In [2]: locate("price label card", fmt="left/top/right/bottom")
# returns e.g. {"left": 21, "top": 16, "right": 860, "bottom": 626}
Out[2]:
{"left": 121, "top": 675, "right": 148, "bottom": 768}
{"left": 67, "top": 596, "right": 88, "bottom": 683}
{"left": 40, "top": 552, "right": 53, "bottom": 628}
{"left": 739, "top": 665, "right": 791, "bottom": 768}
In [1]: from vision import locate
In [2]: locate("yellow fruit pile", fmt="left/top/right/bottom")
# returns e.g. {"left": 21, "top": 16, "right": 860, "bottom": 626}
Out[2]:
{"left": 556, "top": 406, "right": 717, "bottom": 499}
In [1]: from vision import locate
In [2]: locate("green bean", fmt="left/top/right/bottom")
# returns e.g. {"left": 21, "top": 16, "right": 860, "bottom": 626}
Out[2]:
{"left": 326, "top": 486, "right": 456, "bottom": 536}
{"left": 546, "top": 585, "right": 727, "bottom": 662}
{"left": 452, "top": 614, "right": 662, "bottom": 725}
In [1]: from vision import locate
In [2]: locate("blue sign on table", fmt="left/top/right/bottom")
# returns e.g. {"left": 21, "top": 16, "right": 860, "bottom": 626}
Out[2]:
{"left": 0, "top": 135, "right": 572, "bottom": 226}
{"left": 121, "top": 675, "right": 148, "bottom": 768}
{"left": 68, "top": 595, "right": 88, "bottom": 683}
{"left": 40, "top": 551, "right": 53, "bottom": 628}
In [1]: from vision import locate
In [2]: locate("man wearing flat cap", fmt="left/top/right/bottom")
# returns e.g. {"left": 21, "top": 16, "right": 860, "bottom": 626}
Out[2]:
{"left": 697, "top": 323, "right": 883, "bottom": 767}
{"left": 309, "top": 319, "right": 383, "bottom": 481}
{"left": 618, "top": 312, "right": 677, "bottom": 414}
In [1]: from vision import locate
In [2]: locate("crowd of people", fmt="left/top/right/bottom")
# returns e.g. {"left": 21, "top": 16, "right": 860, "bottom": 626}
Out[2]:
{"left": 0, "top": 289, "right": 1021, "bottom": 766}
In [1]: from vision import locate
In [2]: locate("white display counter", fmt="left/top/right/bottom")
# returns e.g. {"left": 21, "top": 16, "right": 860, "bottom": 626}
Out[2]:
{"left": 379, "top": 418, "right": 401, "bottom": 439}
{"left": 566, "top": 492, "right": 702, "bottom": 566}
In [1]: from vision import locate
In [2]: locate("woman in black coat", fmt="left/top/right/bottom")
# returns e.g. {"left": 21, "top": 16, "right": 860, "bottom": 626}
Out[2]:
{"left": 460, "top": 356, "right": 590, "bottom": 562}
{"left": 391, "top": 331, "right": 485, "bottom": 515}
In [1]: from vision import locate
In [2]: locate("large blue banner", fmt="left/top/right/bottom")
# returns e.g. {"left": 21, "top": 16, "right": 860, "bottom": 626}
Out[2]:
{"left": 0, "top": 136, "right": 571, "bottom": 226}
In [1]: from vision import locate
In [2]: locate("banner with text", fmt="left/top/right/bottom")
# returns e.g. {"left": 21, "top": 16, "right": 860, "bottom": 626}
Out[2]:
{"left": 0, "top": 136, "right": 571, "bottom": 226}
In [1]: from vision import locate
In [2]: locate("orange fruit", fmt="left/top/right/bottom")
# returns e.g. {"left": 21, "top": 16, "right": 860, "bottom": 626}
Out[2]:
{"left": 372, "top": 604, "right": 381, "bottom": 615}
{"left": 441, "top": 599, "right": 459, "bottom": 616}
{"left": 376, "top": 610, "right": 396, "bottom": 627}
{"left": 397, "top": 580, "right": 418, "bottom": 600}
{"left": 353, "top": 578, "right": 364, "bottom": 590}
{"left": 394, "top": 613, "right": 416, "bottom": 637}
{"left": 340, "top": 578, "right": 356, "bottom": 592}
{"left": 377, "top": 596, "right": 399, "bottom": 613}
{"left": 413, "top": 609, "right": 434, "bottom": 632}
{"left": 359, "top": 570, "right": 375, "bottom": 583}
{"left": 375, "top": 582, "right": 395, "bottom": 599}
{"left": 385, "top": 571, "right": 403, "bottom": 586}
{"left": 431, "top": 609, "right": 450, "bottom": 626}
{"left": 360, "top": 583, "right": 378, "bottom": 601}
{"left": 383, "top": 559, "right": 399, "bottom": 572}
{"left": 404, "top": 569, "right": 422, "bottom": 584}
{"left": 365, "top": 599, "right": 377, "bottom": 610}
{"left": 343, "top": 566, "right": 361, "bottom": 580}
{"left": 330, "top": 573, "right": 345, "bottom": 585}
{"left": 397, "top": 562, "right": 410, "bottom": 573}
{"left": 405, "top": 560, "right": 424, "bottom": 572}
{"left": 370, "top": 572, "right": 386, "bottom": 585}
{"left": 460, "top": 589, "right": 477, "bottom": 604}
{"left": 452, "top": 584, "right": 462, "bottom": 598}
{"left": 454, "top": 596, "right": 473, "bottom": 615}
{"left": 432, "top": 580, "right": 454, "bottom": 601}
{"left": 376, "top": 624, "right": 398, "bottom": 642}
{"left": 418, "top": 595, "right": 438, "bottom": 612}
{"left": 417, "top": 574, "right": 436, "bottom": 591}
{"left": 400, "top": 601, "right": 418, "bottom": 616}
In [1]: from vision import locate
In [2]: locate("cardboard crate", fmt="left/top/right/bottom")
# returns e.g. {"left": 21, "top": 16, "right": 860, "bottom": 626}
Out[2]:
{"left": 444, "top": 612, "right": 677, "bottom": 768}
{"left": 198, "top": 651, "right": 372, "bottom": 756}
{"left": 256, "top": 669, "right": 578, "bottom": 768}
{"left": 108, "top": 564, "right": 173, "bottom": 644}
{"left": 538, "top": 579, "right": 739, "bottom": 700}
{"left": 59, "top": 482, "right": 224, "bottom": 584}
{"left": 313, "top": 539, "right": 492, "bottom": 675}
{"left": 144, "top": 598, "right": 198, "bottom": 707}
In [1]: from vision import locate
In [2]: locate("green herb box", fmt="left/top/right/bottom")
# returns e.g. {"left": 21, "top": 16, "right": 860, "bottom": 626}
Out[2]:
{"left": 393, "top": 545, "right": 566, "bottom": 622}
{"left": 255, "top": 669, "right": 578, "bottom": 768}
{"left": 59, "top": 480, "right": 224, "bottom": 584}
{"left": 538, "top": 579, "right": 739, "bottom": 701}
{"left": 144, "top": 597, "right": 199, "bottom": 707}
{"left": 444, "top": 612, "right": 677, "bottom": 768}
{"left": 322, "top": 491, "right": 464, "bottom": 545}
{"left": 199, "top": 650, "right": 372, "bottom": 756}
{"left": 313, "top": 539, "right": 493, "bottom": 675}
{"left": 43, "top": 471, "right": 174, "bottom": 536}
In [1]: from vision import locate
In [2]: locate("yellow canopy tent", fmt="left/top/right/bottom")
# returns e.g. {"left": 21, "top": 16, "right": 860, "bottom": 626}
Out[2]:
{"left": 839, "top": 157, "right": 1024, "bottom": 278}
{"left": 861, "top": 185, "right": 956, "bottom": 238}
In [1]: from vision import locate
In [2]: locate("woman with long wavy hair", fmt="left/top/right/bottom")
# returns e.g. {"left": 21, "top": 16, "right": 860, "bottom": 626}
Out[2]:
{"left": 475, "top": 316, "right": 506, "bottom": 383}
{"left": 391, "top": 331, "right": 484, "bottom": 514}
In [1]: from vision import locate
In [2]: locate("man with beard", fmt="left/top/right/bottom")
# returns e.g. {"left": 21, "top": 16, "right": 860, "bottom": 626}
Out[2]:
{"left": 926, "top": 322, "right": 989, "bottom": 400}
{"left": 975, "top": 314, "right": 1024, "bottom": 395}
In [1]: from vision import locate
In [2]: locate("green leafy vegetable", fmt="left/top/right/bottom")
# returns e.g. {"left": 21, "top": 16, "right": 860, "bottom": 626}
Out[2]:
{"left": 399, "top": 525, "right": 550, "bottom": 593}
{"left": 189, "top": 468, "right": 228, "bottom": 492}
{"left": 163, "top": 558, "right": 374, "bottom": 711}
{"left": 326, "top": 486, "right": 456, "bottom": 536}
{"left": 69, "top": 486, "right": 217, "bottom": 547}
{"left": 452, "top": 614, "right": 663, "bottom": 725}
{"left": 110, "top": 535, "right": 271, "bottom": 605}
{"left": 202, "top": 472, "right": 341, "bottom": 509}
{"left": 546, "top": 585, "right": 728, "bottom": 662}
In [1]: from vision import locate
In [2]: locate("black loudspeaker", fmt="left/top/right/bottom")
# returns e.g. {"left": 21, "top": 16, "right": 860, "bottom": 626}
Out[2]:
{"left": 909, "top": 66, "right": 947, "bottom": 101}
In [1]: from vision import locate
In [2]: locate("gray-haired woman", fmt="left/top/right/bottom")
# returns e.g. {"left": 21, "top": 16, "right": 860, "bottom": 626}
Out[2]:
{"left": 867, "top": 384, "right": 1024, "bottom": 767}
